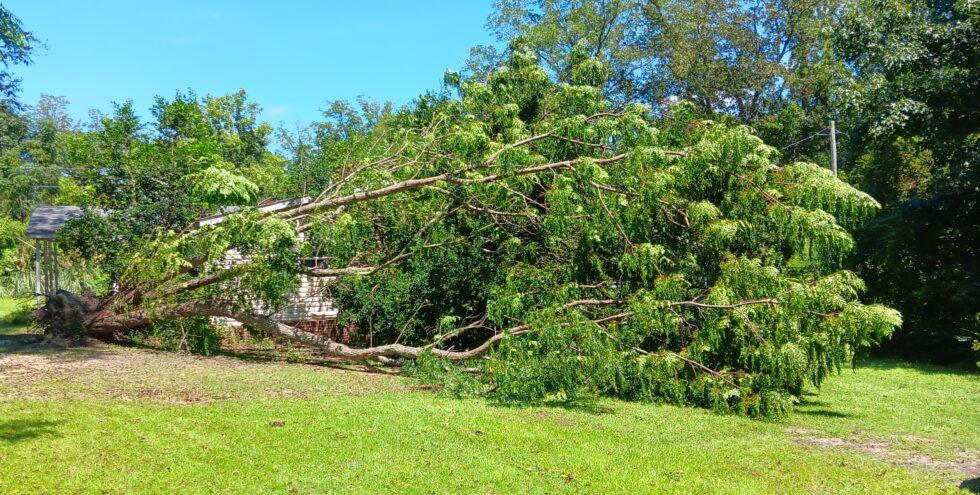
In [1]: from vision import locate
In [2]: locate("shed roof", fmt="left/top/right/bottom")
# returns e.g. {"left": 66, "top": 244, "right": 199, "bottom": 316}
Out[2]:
{"left": 26, "top": 205, "right": 87, "bottom": 239}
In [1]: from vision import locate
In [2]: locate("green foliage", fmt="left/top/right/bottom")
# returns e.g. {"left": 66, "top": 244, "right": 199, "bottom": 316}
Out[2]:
{"left": 486, "top": 314, "right": 622, "bottom": 406}
{"left": 405, "top": 352, "right": 483, "bottom": 397}
{"left": 0, "top": 263, "right": 109, "bottom": 299}
{"left": 0, "top": 298, "right": 31, "bottom": 327}
{"left": 0, "top": 217, "right": 24, "bottom": 252}
{"left": 0, "top": 4, "right": 39, "bottom": 105}
{"left": 4, "top": 82, "right": 300, "bottom": 326}
{"left": 1, "top": 95, "right": 78, "bottom": 221}
{"left": 301, "top": 48, "right": 900, "bottom": 418}
{"left": 131, "top": 317, "right": 224, "bottom": 355}
{"left": 474, "top": 0, "right": 977, "bottom": 368}
{"left": 1, "top": 0, "right": 952, "bottom": 421}
{"left": 331, "top": 222, "right": 502, "bottom": 347}
{"left": 478, "top": 0, "right": 842, "bottom": 150}
{"left": 187, "top": 166, "right": 259, "bottom": 207}
{"left": 836, "top": 0, "right": 979, "bottom": 361}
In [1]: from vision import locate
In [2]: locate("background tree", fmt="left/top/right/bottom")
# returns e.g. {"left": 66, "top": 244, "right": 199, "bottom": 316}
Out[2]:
{"left": 58, "top": 90, "right": 288, "bottom": 280}
{"left": 0, "top": 8, "right": 50, "bottom": 293}
{"left": 474, "top": 0, "right": 644, "bottom": 99}
{"left": 0, "top": 3, "right": 39, "bottom": 108}
{"left": 835, "top": 0, "right": 979, "bottom": 360}
{"left": 0, "top": 3, "right": 45, "bottom": 219}
{"left": 476, "top": 0, "right": 842, "bottom": 156}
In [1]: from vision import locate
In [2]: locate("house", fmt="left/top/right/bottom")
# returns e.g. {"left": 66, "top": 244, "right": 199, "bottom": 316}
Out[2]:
{"left": 198, "top": 197, "right": 341, "bottom": 337}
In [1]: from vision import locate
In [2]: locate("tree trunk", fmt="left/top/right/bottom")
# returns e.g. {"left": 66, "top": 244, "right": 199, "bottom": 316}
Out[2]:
{"left": 38, "top": 290, "right": 518, "bottom": 364}
{"left": 39, "top": 290, "right": 109, "bottom": 340}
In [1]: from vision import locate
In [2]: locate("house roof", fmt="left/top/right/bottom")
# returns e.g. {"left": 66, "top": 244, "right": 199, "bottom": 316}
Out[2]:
{"left": 26, "top": 205, "right": 89, "bottom": 239}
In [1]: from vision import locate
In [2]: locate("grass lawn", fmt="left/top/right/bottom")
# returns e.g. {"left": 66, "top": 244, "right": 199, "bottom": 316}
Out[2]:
{"left": 0, "top": 298, "right": 977, "bottom": 494}
{"left": 0, "top": 297, "right": 32, "bottom": 335}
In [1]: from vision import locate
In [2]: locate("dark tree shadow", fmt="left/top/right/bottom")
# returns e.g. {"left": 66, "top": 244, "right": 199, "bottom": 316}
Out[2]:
{"left": 115, "top": 336, "right": 403, "bottom": 376}
{"left": 487, "top": 398, "right": 617, "bottom": 415}
{"left": 0, "top": 333, "right": 44, "bottom": 351}
{"left": 213, "top": 346, "right": 403, "bottom": 376}
{"left": 794, "top": 408, "right": 853, "bottom": 419}
{"left": 0, "top": 419, "right": 62, "bottom": 443}
{"left": 797, "top": 397, "right": 829, "bottom": 407}
{"left": 960, "top": 477, "right": 980, "bottom": 494}
{"left": 793, "top": 395, "right": 854, "bottom": 418}
{"left": 0, "top": 334, "right": 119, "bottom": 363}
{"left": 855, "top": 358, "right": 977, "bottom": 376}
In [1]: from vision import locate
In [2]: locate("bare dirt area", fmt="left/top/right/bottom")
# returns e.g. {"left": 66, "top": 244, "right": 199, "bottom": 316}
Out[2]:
{"left": 788, "top": 427, "right": 980, "bottom": 484}
{"left": 0, "top": 335, "right": 405, "bottom": 403}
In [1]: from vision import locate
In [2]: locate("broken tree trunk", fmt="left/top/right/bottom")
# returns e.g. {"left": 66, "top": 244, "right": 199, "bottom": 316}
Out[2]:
{"left": 38, "top": 290, "right": 523, "bottom": 364}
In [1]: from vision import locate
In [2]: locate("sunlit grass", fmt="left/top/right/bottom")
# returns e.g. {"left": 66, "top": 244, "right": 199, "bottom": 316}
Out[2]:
{"left": 0, "top": 302, "right": 976, "bottom": 494}
{"left": 0, "top": 297, "right": 33, "bottom": 335}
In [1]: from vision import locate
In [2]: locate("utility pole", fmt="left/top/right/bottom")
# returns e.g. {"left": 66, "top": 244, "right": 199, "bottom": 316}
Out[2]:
{"left": 829, "top": 120, "right": 838, "bottom": 177}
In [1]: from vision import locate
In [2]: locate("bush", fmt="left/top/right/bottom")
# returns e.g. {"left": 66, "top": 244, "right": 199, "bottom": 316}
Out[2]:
{"left": 130, "top": 317, "right": 224, "bottom": 355}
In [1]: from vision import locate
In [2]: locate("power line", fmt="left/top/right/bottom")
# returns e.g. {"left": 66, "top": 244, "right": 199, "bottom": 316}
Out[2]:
{"left": 780, "top": 128, "right": 830, "bottom": 151}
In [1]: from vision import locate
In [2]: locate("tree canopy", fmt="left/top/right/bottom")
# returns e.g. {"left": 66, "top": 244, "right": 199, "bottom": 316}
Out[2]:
{"left": 0, "top": 4, "right": 39, "bottom": 107}
{"left": 837, "top": 0, "right": 979, "bottom": 359}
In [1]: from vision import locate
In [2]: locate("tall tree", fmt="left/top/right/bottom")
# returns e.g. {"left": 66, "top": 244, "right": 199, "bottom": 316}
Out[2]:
{"left": 0, "top": 3, "right": 39, "bottom": 108}
{"left": 478, "top": 1, "right": 840, "bottom": 133}
{"left": 836, "top": 0, "right": 979, "bottom": 360}
{"left": 0, "top": 3, "right": 41, "bottom": 211}
{"left": 475, "top": 0, "right": 644, "bottom": 99}
{"left": 479, "top": 0, "right": 979, "bottom": 364}
{"left": 0, "top": 4, "right": 46, "bottom": 288}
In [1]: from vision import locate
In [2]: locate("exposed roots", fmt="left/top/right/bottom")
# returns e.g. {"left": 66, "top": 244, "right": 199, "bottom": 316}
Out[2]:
{"left": 38, "top": 290, "right": 103, "bottom": 341}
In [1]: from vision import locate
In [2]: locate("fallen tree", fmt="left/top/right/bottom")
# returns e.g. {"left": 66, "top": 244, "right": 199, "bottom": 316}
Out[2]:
{"left": 45, "top": 43, "right": 900, "bottom": 416}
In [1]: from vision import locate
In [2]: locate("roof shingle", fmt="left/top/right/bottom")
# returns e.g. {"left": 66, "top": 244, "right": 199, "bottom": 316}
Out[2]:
{"left": 26, "top": 205, "right": 87, "bottom": 239}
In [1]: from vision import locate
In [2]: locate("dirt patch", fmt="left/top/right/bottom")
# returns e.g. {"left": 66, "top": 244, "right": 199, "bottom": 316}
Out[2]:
{"left": 788, "top": 427, "right": 980, "bottom": 480}
{"left": 534, "top": 410, "right": 578, "bottom": 427}
{"left": 0, "top": 339, "right": 405, "bottom": 403}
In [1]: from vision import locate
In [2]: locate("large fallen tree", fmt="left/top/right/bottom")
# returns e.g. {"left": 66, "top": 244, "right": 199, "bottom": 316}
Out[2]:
{"left": 44, "top": 44, "right": 899, "bottom": 416}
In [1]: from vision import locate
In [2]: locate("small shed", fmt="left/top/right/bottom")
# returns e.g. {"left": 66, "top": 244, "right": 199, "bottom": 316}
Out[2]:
{"left": 26, "top": 205, "right": 87, "bottom": 308}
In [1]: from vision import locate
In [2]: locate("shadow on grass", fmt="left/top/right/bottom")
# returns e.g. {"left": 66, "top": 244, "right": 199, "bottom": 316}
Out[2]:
{"left": 0, "top": 419, "right": 62, "bottom": 443}
{"left": 960, "top": 477, "right": 980, "bottom": 494}
{"left": 115, "top": 336, "right": 403, "bottom": 377}
{"left": 794, "top": 408, "right": 853, "bottom": 419}
{"left": 794, "top": 395, "right": 855, "bottom": 419}
{"left": 486, "top": 397, "right": 617, "bottom": 416}
{"left": 222, "top": 347, "right": 404, "bottom": 376}
{"left": 854, "top": 358, "right": 977, "bottom": 376}
{"left": 0, "top": 333, "right": 44, "bottom": 350}
{"left": 0, "top": 334, "right": 121, "bottom": 363}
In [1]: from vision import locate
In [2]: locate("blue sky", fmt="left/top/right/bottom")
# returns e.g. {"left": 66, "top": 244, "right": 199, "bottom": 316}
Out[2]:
{"left": 6, "top": 1, "right": 494, "bottom": 127}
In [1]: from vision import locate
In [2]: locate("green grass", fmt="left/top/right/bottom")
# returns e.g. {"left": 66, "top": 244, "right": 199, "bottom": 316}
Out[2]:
{"left": 0, "top": 299, "right": 977, "bottom": 494}
{"left": 0, "top": 297, "right": 33, "bottom": 335}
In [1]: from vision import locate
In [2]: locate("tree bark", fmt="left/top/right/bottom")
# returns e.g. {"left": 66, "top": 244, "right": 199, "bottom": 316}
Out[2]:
{"left": 40, "top": 290, "right": 524, "bottom": 364}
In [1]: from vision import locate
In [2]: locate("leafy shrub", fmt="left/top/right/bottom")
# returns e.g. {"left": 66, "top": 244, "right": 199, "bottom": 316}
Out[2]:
{"left": 130, "top": 317, "right": 224, "bottom": 356}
